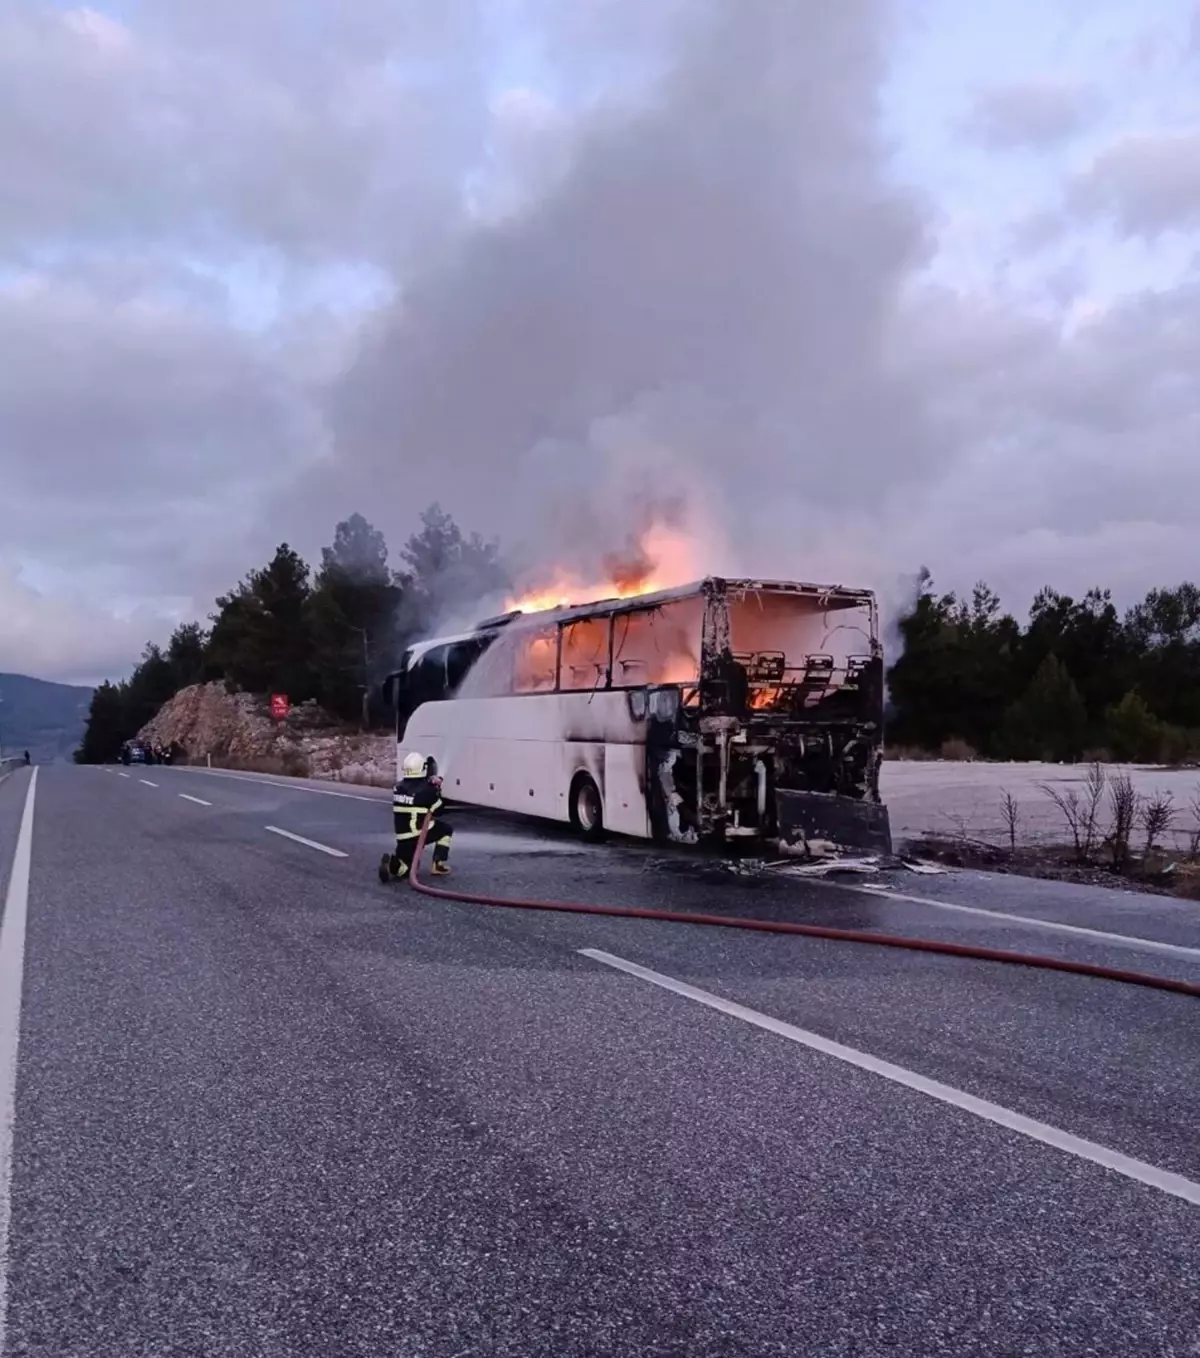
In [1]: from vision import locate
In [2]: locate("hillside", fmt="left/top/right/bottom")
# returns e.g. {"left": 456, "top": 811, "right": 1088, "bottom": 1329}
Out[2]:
{"left": 0, "top": 672, "right": 93, "bottom": 762}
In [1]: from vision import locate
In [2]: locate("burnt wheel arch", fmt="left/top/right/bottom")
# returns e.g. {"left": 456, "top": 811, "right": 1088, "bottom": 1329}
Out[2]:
{"left": 568, "top": 771, "right": 606, "bottom": 842}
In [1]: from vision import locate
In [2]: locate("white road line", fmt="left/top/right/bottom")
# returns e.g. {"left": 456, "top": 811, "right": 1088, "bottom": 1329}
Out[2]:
{"left": 117, "top": 772, "right": 131, "bottom": 779}
{"left": 139, "top": 779, "right": 158, "bottom": 788}
{"left": 264, "top": 826, "right": 348, "bottom": 858}
{"left": 0, "top": 769, "right": 38, "bottom": 1350}
{"left": 580, "top": 947, "right": 1200, "bottom": 1209}
{"left": 175, "top": 768, "right": 385, "bottom": 804}
{"left": 178, "top": 794, "right": 212, "bottom": 807}
{"left": 847, "top": 883, "right": 1200, "bottom": 963}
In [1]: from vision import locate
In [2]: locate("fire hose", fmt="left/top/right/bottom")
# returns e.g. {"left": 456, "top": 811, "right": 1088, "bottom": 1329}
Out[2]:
{"left": 405, "top": 817, "right": 1200, "bottom": 999}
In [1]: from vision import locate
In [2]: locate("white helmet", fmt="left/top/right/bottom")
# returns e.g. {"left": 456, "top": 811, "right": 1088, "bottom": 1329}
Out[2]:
{"left": 401, "top": 751, "right": 427, "bottom": 779}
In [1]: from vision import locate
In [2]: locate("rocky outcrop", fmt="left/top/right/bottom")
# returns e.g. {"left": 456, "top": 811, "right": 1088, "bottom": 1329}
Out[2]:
{"left": 138, "top": 682, "right": 394, "bottom": 786}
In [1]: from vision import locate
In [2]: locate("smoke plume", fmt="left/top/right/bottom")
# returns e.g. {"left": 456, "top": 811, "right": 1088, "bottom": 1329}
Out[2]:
{"left": 321, "top": 0, "right": 932, "bottom": 597}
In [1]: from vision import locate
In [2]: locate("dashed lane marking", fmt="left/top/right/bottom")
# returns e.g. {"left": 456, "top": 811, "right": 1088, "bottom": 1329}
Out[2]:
{"left": 264, "top": 826, "right": 348, "bottom": 858}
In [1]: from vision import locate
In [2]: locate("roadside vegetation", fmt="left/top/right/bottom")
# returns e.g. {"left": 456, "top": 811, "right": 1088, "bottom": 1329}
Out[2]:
{"left": 888, "top": 571, "right": 1200, "bottom": 766}
{"left": 908, "top": 762, "right": 1200, "bottom": 900}
{"left": 75, "top": 505, "right": 507, "bottom": 764}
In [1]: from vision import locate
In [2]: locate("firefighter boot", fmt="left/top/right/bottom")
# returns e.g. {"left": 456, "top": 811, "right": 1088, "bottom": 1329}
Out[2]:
{"left": 431, "top": 859, "right": 451, "bottom": 876}
{"left": 378, "top": 853, "right": 391, "bottom": 885}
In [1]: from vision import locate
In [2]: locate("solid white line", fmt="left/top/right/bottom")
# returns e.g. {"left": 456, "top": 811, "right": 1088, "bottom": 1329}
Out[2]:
{"left": 264, "top": 826, "right": 348, "bottom": 858}
{"left": 580, "top": 947, "right": 1200, "bottom": 1208}
{"left": 139, "top": 779, "right": 158, "bottom": 788}
{"left": 178, "top": 794, "right": 212, "bottom": 807}
{"left": 0, "top": 769, "right": 38, "bottom": 1350}
{"left": 849, "top": 883, "right": 1200, "bottom": 963}
{"left": 174, "top": 768, "right": 386, "bottom": 804}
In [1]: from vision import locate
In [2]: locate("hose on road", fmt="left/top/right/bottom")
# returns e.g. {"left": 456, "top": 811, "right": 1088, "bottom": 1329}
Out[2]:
{"left": 405, "top": 819, "right": 1200, "bottom": 999}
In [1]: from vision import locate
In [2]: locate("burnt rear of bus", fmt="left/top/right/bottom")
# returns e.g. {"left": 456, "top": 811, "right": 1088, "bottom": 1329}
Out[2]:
{"left": 650, "top": 578, "right": 890, "bottom": 855}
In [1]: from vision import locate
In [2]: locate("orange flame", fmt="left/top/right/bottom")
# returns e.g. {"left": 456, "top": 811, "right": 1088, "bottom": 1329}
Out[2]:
{"left": 505, "top": 524, "right": 699, "bottom": 614}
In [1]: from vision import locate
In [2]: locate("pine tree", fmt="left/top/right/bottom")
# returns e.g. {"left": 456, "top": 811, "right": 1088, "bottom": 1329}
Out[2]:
{"left": 75, "top": 682, "right": 130, "bottom": 763}
{"left": 1001, "top": 654, "right": 1087, "bottom": 761}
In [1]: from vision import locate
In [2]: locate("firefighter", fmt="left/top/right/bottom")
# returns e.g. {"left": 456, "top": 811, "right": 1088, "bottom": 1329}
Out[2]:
{"left": 379, "top": 751, "right": 453, "bottom": 883}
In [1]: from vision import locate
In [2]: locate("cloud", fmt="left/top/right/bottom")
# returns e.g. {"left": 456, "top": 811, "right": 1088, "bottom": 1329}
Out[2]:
{"left": 960, "top": 78, "right": 1096, "bottom": 150}
{"left": 0, "top": 564, "right": 175, "bottom": 686}
{"left": 0, "top": 1, "right": 489, "bottom": 266}
{"left": 8, "top": 0, "right": 1200, "bottom": 684}
{"left": 1066, "top": 130, "right": 1200, "bottom": 237}
{"left": 0, "top": 265, "right": 324, "bottom": 598}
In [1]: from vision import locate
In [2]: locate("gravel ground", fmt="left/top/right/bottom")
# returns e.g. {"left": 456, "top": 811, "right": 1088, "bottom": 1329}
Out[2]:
{"left": 882, "top": 759, "right": 1200, "bottom": 851}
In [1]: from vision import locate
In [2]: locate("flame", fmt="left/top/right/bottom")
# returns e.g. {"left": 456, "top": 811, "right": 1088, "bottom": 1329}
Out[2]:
{"left": 505, "top": 524, "right": 699, "bottom": 614}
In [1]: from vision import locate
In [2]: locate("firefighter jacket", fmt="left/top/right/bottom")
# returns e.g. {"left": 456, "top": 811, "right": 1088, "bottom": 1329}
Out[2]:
{"left": 393, "top": 776, "right": 444, "bottom": 840}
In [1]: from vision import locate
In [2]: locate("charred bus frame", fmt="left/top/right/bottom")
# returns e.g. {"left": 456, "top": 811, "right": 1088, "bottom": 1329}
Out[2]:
{"left": 385, "top": 576, "right": 892, "bottom": 857}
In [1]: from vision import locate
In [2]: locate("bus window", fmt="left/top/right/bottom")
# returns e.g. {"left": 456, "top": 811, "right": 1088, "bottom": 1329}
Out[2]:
{"left": 612, "top": 599, "right": 702, "bottom": 687}
{"left": 446, "top": 638, "right": 487, "bottom": 694}
{"left": 560, "top": 617, "right": 610, "bottom": 691}
{"left": 513, "top": 625, "right": 558, "bottom": 693}
{"left": 729, "top": 591, "right": 872, "bottom": 671}
{"left": 408, "top": 645, "right": 450, "bottom": 705}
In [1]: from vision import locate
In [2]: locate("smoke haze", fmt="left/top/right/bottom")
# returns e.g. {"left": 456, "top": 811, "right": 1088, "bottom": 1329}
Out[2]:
{"left": 321, "top": 0, "right": 930, "bottom": 595}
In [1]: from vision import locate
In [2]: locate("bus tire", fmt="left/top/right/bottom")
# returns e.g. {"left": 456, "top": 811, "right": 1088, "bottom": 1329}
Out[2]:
{"left": 569, "top": 772, "right": 605, "bottom": 842}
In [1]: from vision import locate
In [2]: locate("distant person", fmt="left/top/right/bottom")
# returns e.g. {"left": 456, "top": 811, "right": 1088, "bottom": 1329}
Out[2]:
{"left": 380, "top": 751, "right": 453, "bottom": 882}
{"left": 23, "top": 750, "right": 30, "bottom": 765}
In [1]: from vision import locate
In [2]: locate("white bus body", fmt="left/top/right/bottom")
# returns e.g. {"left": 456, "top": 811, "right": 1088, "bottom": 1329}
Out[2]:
{"left": 383, "top": 577, "right": 892, "bottom": 855}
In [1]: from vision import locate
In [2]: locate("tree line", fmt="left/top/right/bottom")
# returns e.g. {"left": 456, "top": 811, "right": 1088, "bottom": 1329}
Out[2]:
{"left": 76, "top": 505, "right": 506, "bottom": 763}
{"left": 78, "top": 529, "right": 1200, "bottom": 767}
{"left": 887, "top": 571, "right": 1200, "bottom": 764}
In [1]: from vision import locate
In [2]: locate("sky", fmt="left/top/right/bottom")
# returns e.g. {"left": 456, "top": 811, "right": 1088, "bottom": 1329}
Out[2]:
{"left": 3, "top": 0, "right": 1200, "bottom": 685}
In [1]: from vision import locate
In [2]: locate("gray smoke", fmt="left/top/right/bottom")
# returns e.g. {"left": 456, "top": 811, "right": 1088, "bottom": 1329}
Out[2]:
{"left": 319, "top": 0, "right": 933, "bottom": 596}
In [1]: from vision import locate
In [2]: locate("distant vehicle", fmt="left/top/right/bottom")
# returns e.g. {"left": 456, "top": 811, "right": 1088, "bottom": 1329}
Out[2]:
{"left": 121, "top": 741, "right": 149, "bottom": 766}
{"left": 382, "top": 576, "right": 891, "bottom": 857}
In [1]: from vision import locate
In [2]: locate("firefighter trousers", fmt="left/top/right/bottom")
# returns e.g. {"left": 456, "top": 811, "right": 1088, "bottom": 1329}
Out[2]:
{"left": 391, "top": 817, "right": 453, "bottom": 875}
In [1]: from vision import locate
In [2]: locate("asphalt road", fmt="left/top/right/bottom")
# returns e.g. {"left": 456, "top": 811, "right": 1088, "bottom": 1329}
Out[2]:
{"left": 1, "top": 763, "right": 1198, "bottom": 1356}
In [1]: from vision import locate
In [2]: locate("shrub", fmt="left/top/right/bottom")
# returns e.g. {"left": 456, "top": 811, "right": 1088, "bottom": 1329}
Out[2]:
{"left": 1104, "top": 691, "right": 1163, "bottom": 764}
{"left": 940, "top": 738, "right": 977, "bottom": 762}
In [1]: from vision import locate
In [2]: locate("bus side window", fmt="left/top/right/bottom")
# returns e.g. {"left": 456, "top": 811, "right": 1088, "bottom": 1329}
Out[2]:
{"left": 446, "top": 640, "right": 483, "bottom": 694}
{"left": 410, "top": 645, "right": 450, "bottom": 706}
{"left": 513, "top": 626, "right": 558, "bottom": 693}
{"left": 560, "top": 617, "right": 610, "bottom": 691}
{"left": 612, "top": 603, "right": 700, "bottom": 687}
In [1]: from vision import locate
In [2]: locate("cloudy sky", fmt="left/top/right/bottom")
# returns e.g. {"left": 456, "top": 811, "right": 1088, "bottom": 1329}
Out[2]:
{"left": 4, "top": 0, "right": 1200, "bottom": 684}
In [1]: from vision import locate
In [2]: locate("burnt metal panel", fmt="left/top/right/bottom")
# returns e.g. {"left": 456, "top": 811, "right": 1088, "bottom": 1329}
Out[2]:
{"left": 775, "top": 789, "right": 893, "bottom": 857}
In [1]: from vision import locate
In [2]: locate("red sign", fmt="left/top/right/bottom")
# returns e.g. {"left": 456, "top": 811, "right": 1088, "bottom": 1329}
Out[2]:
{"left": 270, "top": 694, "right": 290, "bottom": 720}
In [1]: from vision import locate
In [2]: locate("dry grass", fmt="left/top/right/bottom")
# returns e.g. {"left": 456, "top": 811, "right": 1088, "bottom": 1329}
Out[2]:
{"left": 939, "top": 738, "right": 978, "bottom": 761}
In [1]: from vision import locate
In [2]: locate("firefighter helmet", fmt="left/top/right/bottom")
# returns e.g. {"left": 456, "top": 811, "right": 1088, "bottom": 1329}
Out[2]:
{"left": 401, "top": 751, "right": 427, "bottom": 779}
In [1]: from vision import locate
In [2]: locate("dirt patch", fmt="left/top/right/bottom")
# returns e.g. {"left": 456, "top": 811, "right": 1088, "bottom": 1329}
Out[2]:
{"left": 906, "top": 835, "right": 1200, "bottom": 900}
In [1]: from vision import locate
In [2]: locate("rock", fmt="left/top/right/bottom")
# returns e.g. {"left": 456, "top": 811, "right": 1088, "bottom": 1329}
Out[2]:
{"left": 138, "top": 682, "right": 395, "bottom": 786}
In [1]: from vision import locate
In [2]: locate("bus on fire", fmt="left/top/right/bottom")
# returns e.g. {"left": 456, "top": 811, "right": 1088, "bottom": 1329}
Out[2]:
{"left": 382, "top": 577, "right": 892, "bottom": 857}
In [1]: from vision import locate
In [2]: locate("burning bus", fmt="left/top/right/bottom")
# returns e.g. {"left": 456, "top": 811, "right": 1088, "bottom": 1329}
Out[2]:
{"left": 382, "top": 576, "right": 892, "bottom": 857}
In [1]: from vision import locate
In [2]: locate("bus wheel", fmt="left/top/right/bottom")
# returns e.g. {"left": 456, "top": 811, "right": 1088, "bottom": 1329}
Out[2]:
{"left": 570, "top": 773, "right": 605, "bottom": 842}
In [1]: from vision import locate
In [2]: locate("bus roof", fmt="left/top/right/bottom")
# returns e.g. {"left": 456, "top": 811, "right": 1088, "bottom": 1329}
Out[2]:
{"left": 397, "top": 577, "right": 875, "bottom": 670}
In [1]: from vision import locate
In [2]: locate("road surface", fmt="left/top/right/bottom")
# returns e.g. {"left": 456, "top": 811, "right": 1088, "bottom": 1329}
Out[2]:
{"left": 0, "top": 764, "right": 1197, "bottom": 1356}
